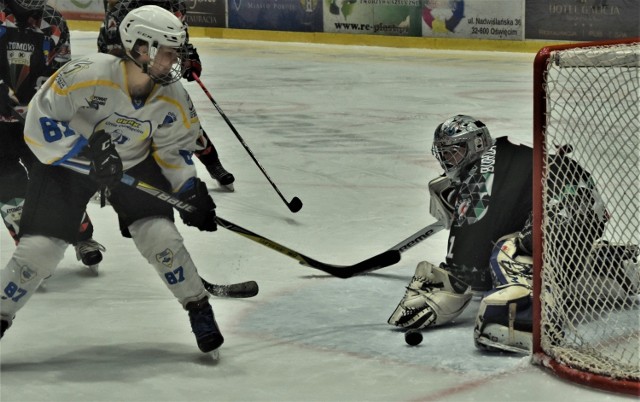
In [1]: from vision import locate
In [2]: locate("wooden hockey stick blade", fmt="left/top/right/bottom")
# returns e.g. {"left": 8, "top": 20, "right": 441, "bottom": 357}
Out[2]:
{"left": 201, "top": 279, "right": 259, "bottom": 298}
{"left": 215, "top": 217, "right": 401, "bottom": 278}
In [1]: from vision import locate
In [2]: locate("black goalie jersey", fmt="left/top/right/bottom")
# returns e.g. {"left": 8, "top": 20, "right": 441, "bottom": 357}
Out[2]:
{"left": 0, "top": 3, "right": 70, "bottom": 110}
{"left": 446, "top": 136, "right": 533, "bottom": 290}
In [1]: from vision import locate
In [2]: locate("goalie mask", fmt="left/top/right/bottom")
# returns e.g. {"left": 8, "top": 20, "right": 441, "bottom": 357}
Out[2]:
{"left": 431, "top": 115, "right": 493, "bottom": 181}
{"left": 119, "top": 5, "right": 188, "bottom": 86}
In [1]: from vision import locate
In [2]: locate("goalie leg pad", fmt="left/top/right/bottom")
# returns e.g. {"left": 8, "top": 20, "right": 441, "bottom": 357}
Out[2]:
{"left": 1, "top": 235, "right": 67, "bottom": 318}
{"left": 489, "top": 236, "right": 533, "bottom": 288}
{"left": 388, "top": 261, "right": 472, "bottom": 329}
{"left": 129, "top": 217, "right": 208, "bottom": 307}
{"left": 474, "top": 284, "right": 532, "bottom": 354}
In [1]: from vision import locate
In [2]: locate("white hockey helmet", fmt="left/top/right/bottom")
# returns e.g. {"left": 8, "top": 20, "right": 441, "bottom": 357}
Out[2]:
{"left": 119, "top": 5, "right": 187, "bottom": 85}
{"left": 431, "top": 115, "right": 493, "bottom": 180}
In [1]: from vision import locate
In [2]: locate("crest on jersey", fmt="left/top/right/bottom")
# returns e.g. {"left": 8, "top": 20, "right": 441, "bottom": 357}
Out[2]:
{"left": 84, "top": 95, "right": 107, "bottom": 110}
{"left": 454, "top": 164, "right": 494, "bottom": 226}
{"left": 20, "top": 265, "right": 38, "bottom": 284}
{"left": 156, "top": 249, "right": 174, "bottom": 268}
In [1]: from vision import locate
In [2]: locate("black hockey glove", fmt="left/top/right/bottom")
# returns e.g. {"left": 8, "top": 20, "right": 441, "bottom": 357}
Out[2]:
{"left": 177, "top": 178, "right": 217, "bottom": 232}
{"left": 86, "top": 130, "right": 123, "bottom": 189}
{"left": 182, "top": 44, "right": 202, "bottom": 82}
{"left": 0, "top": 80, "right": 18, "bottom": 119}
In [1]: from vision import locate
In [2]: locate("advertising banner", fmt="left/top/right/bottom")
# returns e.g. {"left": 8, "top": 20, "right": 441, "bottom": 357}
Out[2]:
{"left": 50, "top": 0, "right": 104, "bottom": 21}
{"left": 323, "top": 0, "right": 423, "bottom": 37}
{"left": 184, "top": 0, "right": 226, "bottom": 28}
{"left": 228, "top": 0, "right": 323, "bottom": 32}
{"left": 525, "top": 0, "right": 640, "bottom": 41}
{"left": 421, "top": 0, "right": 524, "bottom": 40}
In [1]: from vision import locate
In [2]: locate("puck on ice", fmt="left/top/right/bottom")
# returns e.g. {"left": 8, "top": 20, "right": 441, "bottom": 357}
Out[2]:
{"left": 405, "top": 329, "right": 422, "bottom": 346}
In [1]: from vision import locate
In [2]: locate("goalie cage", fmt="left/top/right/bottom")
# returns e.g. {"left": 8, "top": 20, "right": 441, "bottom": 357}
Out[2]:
{"left": 532, "top": 38, "right": 640, "bottom": 396}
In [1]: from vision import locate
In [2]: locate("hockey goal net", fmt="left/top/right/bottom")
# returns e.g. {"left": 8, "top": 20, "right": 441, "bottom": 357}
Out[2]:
{"left": 532, "top": 38, "right": 640, "bottom": 396}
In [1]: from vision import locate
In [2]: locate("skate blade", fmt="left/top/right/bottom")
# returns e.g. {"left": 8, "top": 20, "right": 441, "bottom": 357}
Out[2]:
{"left": 197, "top": 348, "right": 220, "bottom": 364}
{"left": 222, "top": 183, "right": 234, "bottom": 192}
{"left": 209, "top": 349, "right": 220, "bottom": 359}
{"left": 84, "top": 265, "right": 99, "bottom": 276}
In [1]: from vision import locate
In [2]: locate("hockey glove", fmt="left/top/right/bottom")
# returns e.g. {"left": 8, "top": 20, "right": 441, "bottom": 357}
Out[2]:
{"left": 0, "top": 80, "right": 19, "bottom": 119}
{"left": 177, "top": 177, "right": 217, "bottom": 231}
{"left": 182, "top": 44, "right": 202, "bottom": 82}
{"left": 86, "top": 130, "right": 123, "bottom": 189}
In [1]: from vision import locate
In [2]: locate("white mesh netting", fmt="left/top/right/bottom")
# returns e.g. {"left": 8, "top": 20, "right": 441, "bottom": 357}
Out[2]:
{"left": 540, "top": 42, "right": 640, "bottom": 383}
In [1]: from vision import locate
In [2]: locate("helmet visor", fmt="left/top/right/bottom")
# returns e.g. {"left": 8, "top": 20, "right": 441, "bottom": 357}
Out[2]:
{"left": 145, "top": 42, "right": 186, "bottom": 86}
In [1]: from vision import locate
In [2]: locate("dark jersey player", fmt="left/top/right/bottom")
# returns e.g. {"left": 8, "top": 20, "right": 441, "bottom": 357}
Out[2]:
{"left": 0, "top": 0, "right": 105, "bottom": 270}
{"left": 387, "top": 115, "right": 534, "bottom": 353}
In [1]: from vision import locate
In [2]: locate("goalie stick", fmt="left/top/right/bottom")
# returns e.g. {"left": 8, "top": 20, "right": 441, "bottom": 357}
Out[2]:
{"left": 389, "top": 221, "right": 446, "bottom": 254}
{"left": 120, "top": 174, "right": 401, "bottom": 278}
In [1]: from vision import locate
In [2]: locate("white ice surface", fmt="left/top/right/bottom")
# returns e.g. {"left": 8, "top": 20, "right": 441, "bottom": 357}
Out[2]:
{"left": 0, "top": 32, "right": 634, "bottom": 402}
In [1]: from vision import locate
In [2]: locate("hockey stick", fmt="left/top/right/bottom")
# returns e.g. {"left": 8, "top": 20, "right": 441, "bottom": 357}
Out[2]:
{"left": 191, "top": 72, "right": 303, "bottom": 213}
{"left": 389, "top": 221, "right": 446, "bottom": 254}
{"left": 120, "top": 174, "right": 400, "bottom": 278}
{"left": 202, "top": 279, "right": 259, "bottom": 298}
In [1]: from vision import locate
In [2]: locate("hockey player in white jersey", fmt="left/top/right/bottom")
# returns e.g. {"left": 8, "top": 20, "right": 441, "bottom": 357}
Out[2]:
{"left": 98, "top": 0, "right": 235, "bottom": 191}
{"left": 0, "top": 5, "right": 223, "bottom": 354}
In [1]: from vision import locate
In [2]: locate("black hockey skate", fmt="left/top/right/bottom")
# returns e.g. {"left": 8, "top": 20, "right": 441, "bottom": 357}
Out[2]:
{"left": 74, "top": 239, "right": 106, "bottom": 274}
{"left": 206, "top": 159, "right": 235, "bottom": 191}
{"left": 186, "top": 297, "right": 224, "bottom": 353}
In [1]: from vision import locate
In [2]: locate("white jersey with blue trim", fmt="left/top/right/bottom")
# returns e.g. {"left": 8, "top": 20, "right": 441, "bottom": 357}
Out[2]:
{"left": 24, "top": 52, "right": 201, "bottom": 192}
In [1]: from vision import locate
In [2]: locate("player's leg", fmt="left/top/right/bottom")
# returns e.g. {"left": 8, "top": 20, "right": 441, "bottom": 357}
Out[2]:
{"left": 0, "top": 122, "right": 29, "bottom": 244}
{"left": 1, "top": 162, "right": 96, "bottom": 339}
{"left": 195, "top": 129, "right": 235, "bottom": 191}
{"left": 109, "top": 156, "right": 224, "bottom": 352}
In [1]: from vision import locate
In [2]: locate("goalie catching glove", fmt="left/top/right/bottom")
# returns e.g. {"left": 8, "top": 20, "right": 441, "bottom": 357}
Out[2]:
{"left": 387, "top": 261, "right": 472, "bottom": 329}
{"left": 177, "top": 177, "right": 217, "bottom": 232}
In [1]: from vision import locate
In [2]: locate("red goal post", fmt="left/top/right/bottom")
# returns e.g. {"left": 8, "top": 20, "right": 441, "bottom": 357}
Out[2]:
{"left": 532, "top": 38, "right": 640, "bottom": 396}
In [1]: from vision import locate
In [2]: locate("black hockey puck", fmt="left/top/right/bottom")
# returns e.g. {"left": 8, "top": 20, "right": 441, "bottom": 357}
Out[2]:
{"left": 405, "top": 329, "right": 422, "bottom": 346}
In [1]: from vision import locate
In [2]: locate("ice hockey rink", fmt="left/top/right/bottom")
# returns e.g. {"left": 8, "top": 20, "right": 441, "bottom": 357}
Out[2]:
{"left": 0, "top": 31, "right": 636, "bottom": 401}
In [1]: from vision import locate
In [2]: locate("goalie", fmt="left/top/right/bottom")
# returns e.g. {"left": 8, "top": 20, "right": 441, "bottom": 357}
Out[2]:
{"left": 388, "top": 115, "right": 639, "bottom": 354}
{"left": 387, "top": 114, "right": 534, "bottom": 353}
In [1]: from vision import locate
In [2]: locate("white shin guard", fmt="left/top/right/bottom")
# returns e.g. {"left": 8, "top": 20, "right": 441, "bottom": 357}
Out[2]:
{"left": 128, "top": 217, "right": 208, "bottom": 307}
{"left": 1, "top": 235, "right": 67, "bottom": 320}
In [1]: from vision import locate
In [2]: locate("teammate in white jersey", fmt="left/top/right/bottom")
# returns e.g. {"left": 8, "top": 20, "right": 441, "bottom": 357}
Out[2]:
{"left": 0, "top": 5, "right": 223, "bottom": 354}
{"left": 98, "top": 0, "right": 235, "bottom": 191}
